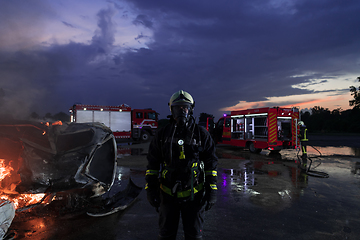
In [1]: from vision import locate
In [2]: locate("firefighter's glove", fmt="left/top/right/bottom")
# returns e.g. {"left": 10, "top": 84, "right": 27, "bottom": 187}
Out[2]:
{"left": 146, "top": 188, "right": 160, "bottom": 209}
{"left": 203, "top": 189, "right": 217, "bottom": 211}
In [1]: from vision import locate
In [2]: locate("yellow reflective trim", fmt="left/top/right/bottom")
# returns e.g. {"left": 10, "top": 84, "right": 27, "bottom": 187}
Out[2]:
{"left": 210, "top": 184, "right": 218, "bottom": 190}
{"left": 206, "top": 170, "right": 217, "bottom": 176}
{"left": 162, "top": 169, "right": 168, "bottom": 179}
{"left": 192, "top": 162, "right": 198, "bottom": 168}
{"left": 302, "top": 146, "right": 307, "bottom": 154}
{"left": 146, "top": 170, "right": 159, "bottom": 176}
{"left": 179, "top": 145, "right": 185, "bottom": 159}
{"left": 160, "top": 183, "right": 204, "bottom": 198}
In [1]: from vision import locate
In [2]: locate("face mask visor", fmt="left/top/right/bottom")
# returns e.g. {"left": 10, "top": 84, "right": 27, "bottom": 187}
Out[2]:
{"left": 171, "top": 104, "right": 191, "bottom": 126}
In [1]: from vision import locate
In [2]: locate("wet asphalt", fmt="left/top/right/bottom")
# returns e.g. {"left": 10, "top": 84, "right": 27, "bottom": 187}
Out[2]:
{"left": 8, "top": 135, "right": 360, "bottom": 240}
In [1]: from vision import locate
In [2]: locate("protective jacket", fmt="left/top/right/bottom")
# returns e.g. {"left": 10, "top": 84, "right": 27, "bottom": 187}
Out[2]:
{"left": 299, "top": 126, "right": 308, "bottom": 142}
{"left": 146, "top": 117, "right": 218, "bottom": 202}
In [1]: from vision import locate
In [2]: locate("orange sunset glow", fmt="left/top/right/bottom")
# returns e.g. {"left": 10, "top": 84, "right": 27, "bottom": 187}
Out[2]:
{"left": 221, "top": 92, "right": 352, "bottom": 113}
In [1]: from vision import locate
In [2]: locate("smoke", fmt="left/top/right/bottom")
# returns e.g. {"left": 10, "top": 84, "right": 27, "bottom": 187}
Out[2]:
{"left": 0, "top": 87, "right": 47, "bottom": 120}
{"left": 0, "top": 4, "right": 121, "bottom": 119}
{"left": 91, "top": 6, "right": 117, "bottom": 54}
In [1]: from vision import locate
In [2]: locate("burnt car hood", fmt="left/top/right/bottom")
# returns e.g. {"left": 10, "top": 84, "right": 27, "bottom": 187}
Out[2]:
{"left": 0, "top": 120, "right": 117, "bottom": 194}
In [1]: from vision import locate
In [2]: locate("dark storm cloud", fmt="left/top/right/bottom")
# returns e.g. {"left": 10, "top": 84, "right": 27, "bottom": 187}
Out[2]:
{"left": 133, "top": 14, "right": 153, "bottom": 28}
{"left": 1, "top": 0, "right": 360, "bottom": 120}
{"left": 116, "top": 0, "right": 360, "bottom": 117}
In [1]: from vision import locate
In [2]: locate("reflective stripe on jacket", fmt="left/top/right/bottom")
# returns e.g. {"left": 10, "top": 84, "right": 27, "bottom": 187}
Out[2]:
{"left": 300, "top": 127, "right": 308, "bottom": 141}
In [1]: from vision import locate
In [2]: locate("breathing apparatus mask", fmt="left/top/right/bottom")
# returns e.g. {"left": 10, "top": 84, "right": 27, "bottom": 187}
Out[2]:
{"left": 168, "top": 90, "right": 195, "bottom": 128}
{"left": 172, "top": 104, "right": 191, "bottom": 127}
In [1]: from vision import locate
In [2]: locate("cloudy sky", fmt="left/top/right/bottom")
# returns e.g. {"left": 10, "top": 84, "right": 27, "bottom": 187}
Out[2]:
{"left": 1, "top": 0, "right": 359, "bottom": 120}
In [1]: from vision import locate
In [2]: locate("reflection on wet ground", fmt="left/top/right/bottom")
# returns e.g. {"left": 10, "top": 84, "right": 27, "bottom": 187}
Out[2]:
{"left": 115, "top": 141, "right": 360, "bottom": 239}
{"left": 213, "top": 144, "right": 360, "bottom": 239}
{"left": 219, "top": 160, "right": 307, "bottom": 211}
{"left": 8, "top": 140, "right": 360, "bottom": 240}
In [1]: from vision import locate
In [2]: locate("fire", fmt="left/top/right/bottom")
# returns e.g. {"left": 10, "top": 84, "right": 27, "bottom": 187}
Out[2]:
{"left": 52, "top": 121, "right": 62, "bottom": 126}
{"left": 0, "top": 158, "right": 13, "bottom": 181}
{"left": 42, "top": 121, "right": 63, "bottom": 135}
{"left": 41, "top": 121, "right": 63, "bottom": 126}
{"left": 0, "top": 158, "right": 45, "bottom": 209}
{"left": 6, "top": 193, "right": 46, "bottom": 209}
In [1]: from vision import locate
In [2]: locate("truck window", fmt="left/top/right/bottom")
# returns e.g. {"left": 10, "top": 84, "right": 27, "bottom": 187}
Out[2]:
{"left": 225, "top": 118, "right": 231, "bottom": 128}
{"left": 147, "top": 112, "right": 157, "bottom": 120}
{"left": 136, "top": 112, "right": 143, "bottom": 118}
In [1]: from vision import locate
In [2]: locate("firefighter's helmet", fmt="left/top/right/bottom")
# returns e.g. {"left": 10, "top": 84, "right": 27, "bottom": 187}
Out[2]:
{"left": 168, "top": 90, "right": 195, "bottom": 112}
{"left": 168, "top": 90, "right": 195, "bottom": 127}
{"left": 298, "top": 121, "right": 305, "bottom": 126}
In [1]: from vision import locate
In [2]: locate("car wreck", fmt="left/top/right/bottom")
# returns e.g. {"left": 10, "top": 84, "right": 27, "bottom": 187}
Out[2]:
{"left": 0, "top": 120, "right": 142, "bottom": 220}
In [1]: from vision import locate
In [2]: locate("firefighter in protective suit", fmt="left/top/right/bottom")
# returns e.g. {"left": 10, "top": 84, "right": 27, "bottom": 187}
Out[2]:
{"left": 146, "top": 90, "right": 218, "bottom": 240}
{"left": 298, "top": 121, "right": 308, "bottom": 170}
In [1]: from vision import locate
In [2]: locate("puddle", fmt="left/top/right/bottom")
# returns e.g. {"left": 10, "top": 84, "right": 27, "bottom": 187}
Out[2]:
{"left": 218, "top": 160, "right": 307, "bottom": 211}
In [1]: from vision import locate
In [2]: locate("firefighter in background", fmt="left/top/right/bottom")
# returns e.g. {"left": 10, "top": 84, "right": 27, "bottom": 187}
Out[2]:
{"left": 298, "top": 121, "right": 308, "bottom": 170}
{"left": 146, "top": 90, "right": 218, "bottom": 240}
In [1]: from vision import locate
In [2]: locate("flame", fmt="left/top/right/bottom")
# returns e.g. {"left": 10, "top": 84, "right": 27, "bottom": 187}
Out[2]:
{"left": 6, "top": 193, "right": 46, "bottom": 209}
{"left": 41, "top": 121, "right": 63, "bottom": 126}
{"left": 0, "top": 158, "right": 46, "bottom": 209}
{"left": 52, "top": 121, "right": 62, "bottom": 126}
{"left": 0, "top": 158, "right": 13, "bottom": 181}
{"left": 42, "top": 121, "right": 63, "bottom": 135}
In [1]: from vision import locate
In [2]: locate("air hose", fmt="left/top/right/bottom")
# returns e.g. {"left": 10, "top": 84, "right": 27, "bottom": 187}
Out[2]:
{"left": 297, "top": 146, "right": 329, "bottom": 178}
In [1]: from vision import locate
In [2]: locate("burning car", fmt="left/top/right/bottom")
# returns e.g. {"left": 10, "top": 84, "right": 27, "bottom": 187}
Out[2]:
{"left": 0, "top": 120, "right": 142, "bottom": 219}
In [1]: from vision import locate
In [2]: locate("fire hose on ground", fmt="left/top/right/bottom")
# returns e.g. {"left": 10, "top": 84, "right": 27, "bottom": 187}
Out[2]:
{"left": 297, "top": 145, "right": 329, "bottom": 178}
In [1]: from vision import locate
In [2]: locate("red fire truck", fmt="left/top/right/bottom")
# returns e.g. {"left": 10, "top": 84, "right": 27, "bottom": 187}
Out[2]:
{"left": 69, "top": 104, "right": 158, "bottom": 142}
{"left": 214, "top": 107, "right": 300, "bottom": 153}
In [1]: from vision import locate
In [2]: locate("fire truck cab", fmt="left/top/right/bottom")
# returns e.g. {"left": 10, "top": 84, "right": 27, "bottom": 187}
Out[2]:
{"left": 69, "top": 104, "right": 158, "bottom": 142}
{"left": 214, "top": 107, "right": 300, "bottom": 153}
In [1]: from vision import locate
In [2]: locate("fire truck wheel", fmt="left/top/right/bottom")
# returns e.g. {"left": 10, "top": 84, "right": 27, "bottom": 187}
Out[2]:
{"left": 140, "top": 131, "right": 150, "bottom": 142}
{"left": 249, "top": 142, "right": 262, "bottom": 153}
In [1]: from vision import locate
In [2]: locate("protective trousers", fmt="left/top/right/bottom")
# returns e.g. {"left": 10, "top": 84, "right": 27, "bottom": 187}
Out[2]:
{"left": 158, "top": 191, "right": 204, "bottom": 240}
{"left": 301, "top": 141, "right": 308, "bottom": 168}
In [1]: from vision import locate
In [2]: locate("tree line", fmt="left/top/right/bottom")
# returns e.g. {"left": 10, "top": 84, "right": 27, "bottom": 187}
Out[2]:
{"left": 301, "top": 76, "right": 360, "bottom": 133}
{"left": 301, "top": 106, "right": 360, "bottom": 133}
{"left": 2, "top": 76, "right": 360, "bottom": 134}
